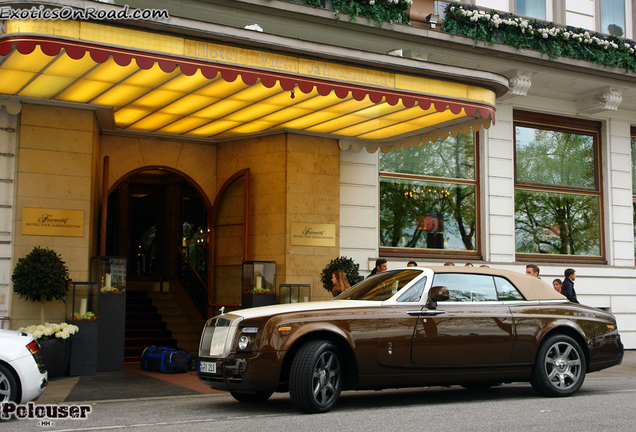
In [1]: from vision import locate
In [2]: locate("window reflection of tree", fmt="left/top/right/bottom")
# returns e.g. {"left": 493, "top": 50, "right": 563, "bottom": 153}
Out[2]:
{"left": 379, "top": 132, "right": 477, "bottom": 251}
{"left": 515, "top": 124, "right": 601, "bottom": 256}
{"left": 515, "top": 191, "right": 600, "bottom": 255}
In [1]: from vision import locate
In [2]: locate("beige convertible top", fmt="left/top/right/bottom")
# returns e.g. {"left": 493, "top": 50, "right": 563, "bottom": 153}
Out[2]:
{"left": 427, "top": 266, "right": 567, "bottom": 301}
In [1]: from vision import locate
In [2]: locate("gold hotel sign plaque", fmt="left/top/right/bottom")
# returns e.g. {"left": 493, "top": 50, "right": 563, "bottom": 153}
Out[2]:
{"left": 22, "top": 208, "right": 84, "bottom": 237}
{"left": 291, "top": 223, "right": 336, "bottom": 247}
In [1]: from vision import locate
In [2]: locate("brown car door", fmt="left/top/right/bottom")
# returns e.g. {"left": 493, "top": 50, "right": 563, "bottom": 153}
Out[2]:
{"left": 410, "top": 273, "right": 514, "bottom": 366}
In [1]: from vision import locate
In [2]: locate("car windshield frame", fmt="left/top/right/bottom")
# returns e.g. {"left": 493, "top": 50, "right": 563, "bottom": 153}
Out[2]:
{"left": 334, "top": 269, "right": 423, "bottom": 301}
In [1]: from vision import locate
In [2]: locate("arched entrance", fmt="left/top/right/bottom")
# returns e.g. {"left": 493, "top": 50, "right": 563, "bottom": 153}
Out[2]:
{"left": 105, "top": 166, "right": 212, "bottom": 360}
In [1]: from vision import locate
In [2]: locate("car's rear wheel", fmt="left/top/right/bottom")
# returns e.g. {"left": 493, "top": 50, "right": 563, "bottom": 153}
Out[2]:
{"left": 531, "top": 334, "right": 586, "bottom": 397}
{"left": 0, "top": 364, "right": 18, "bottom": 403}
{"left": 289, "top": 340, "right": 342, "bottom": 413}
{"left": 230, "top": 391, "right": 273, "bottom": 403}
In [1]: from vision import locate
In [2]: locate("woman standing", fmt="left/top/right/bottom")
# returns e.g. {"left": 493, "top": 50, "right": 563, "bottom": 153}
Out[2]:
{"left": 331, "top": 270, "right": 351, "bottom": 297}
{"left": 552, "top": 278, "right": 562, "bottom": 293}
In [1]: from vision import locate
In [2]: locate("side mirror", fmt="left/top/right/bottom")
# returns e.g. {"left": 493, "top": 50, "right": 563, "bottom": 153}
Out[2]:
{"left": 426, "top": 285, "right": 449, "bottom": 308}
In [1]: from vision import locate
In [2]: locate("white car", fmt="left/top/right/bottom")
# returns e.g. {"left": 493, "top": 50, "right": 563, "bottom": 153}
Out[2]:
{"left": 0, "top": 329, "right": 48, "bottom": 403}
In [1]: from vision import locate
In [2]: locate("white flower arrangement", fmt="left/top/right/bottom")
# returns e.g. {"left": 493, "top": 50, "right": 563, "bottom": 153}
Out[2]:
{"left": 18, "top": 322, "right": 80, "bottom": 340}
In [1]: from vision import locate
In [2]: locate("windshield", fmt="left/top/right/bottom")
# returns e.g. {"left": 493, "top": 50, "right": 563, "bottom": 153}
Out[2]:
{"left": 335, "top": 269, "right": 423, "bottom": 301}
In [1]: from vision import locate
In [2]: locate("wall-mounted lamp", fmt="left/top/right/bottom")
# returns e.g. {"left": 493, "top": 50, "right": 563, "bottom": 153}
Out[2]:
{"left": 426, "top": 13, "right": 439, "bottom": 29}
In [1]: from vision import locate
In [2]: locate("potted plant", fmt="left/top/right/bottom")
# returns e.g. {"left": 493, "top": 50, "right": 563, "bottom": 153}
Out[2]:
{"left": 12, "top": 246, "right": 71, "bottom": 324}
{"left": 320, "top": 256, "right": 363, "bottom": 294}
{"left": 12, "top": 247, "right": 73, "bottom": 378}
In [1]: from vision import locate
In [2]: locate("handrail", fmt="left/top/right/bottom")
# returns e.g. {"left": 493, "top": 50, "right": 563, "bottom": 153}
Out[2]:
{"left": 178, "top": 247, "right": 207, "bottom": 289}
{"left": 177, "top": 246, "right": 209, "bottom": 319}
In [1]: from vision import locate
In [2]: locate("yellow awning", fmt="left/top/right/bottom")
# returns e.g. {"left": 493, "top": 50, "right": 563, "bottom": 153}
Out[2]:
{"left": 0, "top": 21, "right": 499, "bottom": 149}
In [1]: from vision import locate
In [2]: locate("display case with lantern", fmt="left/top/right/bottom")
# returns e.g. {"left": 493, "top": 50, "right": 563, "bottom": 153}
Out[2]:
{"left": 242, "top": 261, "right": 276, "bottom": 308}
{"left": 91, "top": 256, "right": 127, "bottom": 371}
{"left": 92, "top": 256, "right": 127, "bottom": 293}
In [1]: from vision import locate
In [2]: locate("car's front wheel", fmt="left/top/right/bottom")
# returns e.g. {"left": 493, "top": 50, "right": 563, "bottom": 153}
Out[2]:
{"left": 289, "top": 339, "right": 342, "bottom": 413}
{"left": 0, "top": 364, "right": 18, "bottom": 403}
{"left": 230, "top": 391, "right": 273, "bottom": 403}
{"left": 531, "top": 334, "right": 586, "bottom": 397}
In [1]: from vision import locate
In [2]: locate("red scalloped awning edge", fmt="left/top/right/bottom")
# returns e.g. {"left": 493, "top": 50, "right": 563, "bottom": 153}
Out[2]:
{"left": 0, "top": 36, "right": 496, "bottom": 122}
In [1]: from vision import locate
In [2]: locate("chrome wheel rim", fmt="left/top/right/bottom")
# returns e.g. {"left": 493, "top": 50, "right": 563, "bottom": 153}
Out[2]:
{"left": 544, "top": 341, "right": 582, "bottom": 391}
{"left": 311, "top": 350, "right": 341, "bottom": 407}
{"left": 0, "top": 371, "right": 10, "bottom": 402}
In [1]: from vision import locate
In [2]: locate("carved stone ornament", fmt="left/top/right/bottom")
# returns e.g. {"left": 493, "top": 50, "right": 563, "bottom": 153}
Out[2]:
{"left": 508, "top": 72, "right": 532, "bottom": 96}
{"left": 578, "top": 87, "right": 623, "bottom": 114}
{"left": 593, "top": 88, "right": 622, "bottom": 111}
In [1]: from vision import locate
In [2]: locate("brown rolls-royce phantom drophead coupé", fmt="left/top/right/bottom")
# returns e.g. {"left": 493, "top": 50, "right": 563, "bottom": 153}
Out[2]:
{"left": 197, "top": 266, "right": 623, "bottom": 413}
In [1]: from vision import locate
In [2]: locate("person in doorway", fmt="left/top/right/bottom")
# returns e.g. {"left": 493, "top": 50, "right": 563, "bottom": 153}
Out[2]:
{"left": 366, "top": 258, "right": 387, "bottom": 278}
{"left": 561, "top": 268, "right": 579, "bottom": 303}
{"left": 407, "top": 261, "right": 418, "bottom": 267}
{"left": 525, "top": 264, "right": 540, "bottom": 278}
{"left": 552, "top": 278, "right": 563, "bottom": 293}
{"left": 331, "top": 270, "right": 351, "bottom": 297}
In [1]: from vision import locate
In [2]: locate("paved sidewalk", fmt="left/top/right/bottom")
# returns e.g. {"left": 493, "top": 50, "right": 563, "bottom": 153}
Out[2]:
{"left": 37, "top": 351, "right": 636, "bottom": 404}
{"left": 38, "top": 364, "right": 222, "bottom": 405}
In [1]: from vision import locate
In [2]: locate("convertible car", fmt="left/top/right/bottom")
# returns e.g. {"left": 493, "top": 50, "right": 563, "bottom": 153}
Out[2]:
{"left": 197, "top": 266, "right": 623, "bottom": 413}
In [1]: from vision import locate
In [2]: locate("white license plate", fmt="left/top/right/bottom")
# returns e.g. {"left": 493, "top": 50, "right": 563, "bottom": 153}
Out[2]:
{"left": 200, "top": 361, "right": 217, "bottom": 373}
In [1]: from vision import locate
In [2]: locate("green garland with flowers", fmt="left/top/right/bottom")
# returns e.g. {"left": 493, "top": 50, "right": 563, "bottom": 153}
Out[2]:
{"left": 442, "top": 2, "right": 636, "bottom": 72}
{"left": 302, "top": 0, "right": 411, "bottom": 25}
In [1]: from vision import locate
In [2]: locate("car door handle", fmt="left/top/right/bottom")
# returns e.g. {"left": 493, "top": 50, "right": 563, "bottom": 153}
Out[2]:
{"left": 407, "top": 310, "right": 446, "bottom": 316}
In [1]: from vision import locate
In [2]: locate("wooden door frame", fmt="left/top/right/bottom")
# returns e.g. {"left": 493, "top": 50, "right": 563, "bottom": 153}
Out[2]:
{"left": 208, "top": 169, "right": 250, "bottom": 317}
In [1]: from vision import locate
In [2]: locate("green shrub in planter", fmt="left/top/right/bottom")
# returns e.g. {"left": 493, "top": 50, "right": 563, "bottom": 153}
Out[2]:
{"left": 12, "top": 247, "right": 71, "bottom": 323}
{"left": 320, "top": 256, "right": 363, "bottom": 294}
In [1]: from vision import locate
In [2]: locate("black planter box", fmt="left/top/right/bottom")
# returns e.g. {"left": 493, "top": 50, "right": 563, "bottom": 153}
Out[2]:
{"left": 70, "top": 320, "right": 98, "bottom": 376}
{"left": 39, "top": 338, "right": 71, "bottom": 379}
{"left": 97, "top": 291, "right": 126, "bottom": 371}
{"left": 242, "top": 293, "right": 276, "bottom": 308}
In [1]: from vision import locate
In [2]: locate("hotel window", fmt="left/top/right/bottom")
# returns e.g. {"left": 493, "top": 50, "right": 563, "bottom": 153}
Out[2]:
{"left": 379, "top": 132, "right": 479, "bottom": 258}
{"left": 600, "top": 0, "right": 625, "bottom": 36}
{"left": 516, "top": 0, "right": 546, "bottom": 20}
{"left": 631, "top": 127, "right": 636, "bottom": 257}
{"left": 514, "top": 111, "right": 604, "bottom": 261}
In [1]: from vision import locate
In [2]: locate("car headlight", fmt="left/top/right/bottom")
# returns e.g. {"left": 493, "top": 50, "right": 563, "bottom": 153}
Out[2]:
{"left": 238, "top": 335, "right": 249, "bottom": 351}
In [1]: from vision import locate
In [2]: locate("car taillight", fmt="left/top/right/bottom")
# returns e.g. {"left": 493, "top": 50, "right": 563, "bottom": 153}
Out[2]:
{"left": 26, "top": 340, "right": 46, "bottom": 373}
{"left": 26, "top": 340, "right": 40, "bottom": 355}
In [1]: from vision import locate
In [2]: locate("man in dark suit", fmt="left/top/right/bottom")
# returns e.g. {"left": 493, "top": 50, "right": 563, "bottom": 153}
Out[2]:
{"left": 561, "top": 268, "right": 578, "bottom": 303}
{"left": 366, "top": 258, "right": 387, "bottom": 278}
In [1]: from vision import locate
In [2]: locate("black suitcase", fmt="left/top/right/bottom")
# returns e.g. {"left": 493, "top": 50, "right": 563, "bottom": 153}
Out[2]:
{"left": 140, "top": 346, "right": 190, "bottom": 374}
